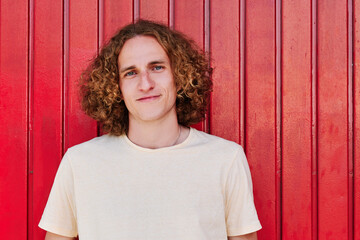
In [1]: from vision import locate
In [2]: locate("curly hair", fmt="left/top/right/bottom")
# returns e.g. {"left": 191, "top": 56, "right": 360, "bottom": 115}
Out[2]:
{"left": 80, "top": 19, "right": 212, "bottom": 136}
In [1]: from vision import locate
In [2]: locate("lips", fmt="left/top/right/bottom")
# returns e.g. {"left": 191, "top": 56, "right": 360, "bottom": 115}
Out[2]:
{"left": 136, "top": 94, "right": 161, "bottom": 102}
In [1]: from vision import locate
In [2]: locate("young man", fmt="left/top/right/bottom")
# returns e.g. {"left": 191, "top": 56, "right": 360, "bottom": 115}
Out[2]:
{"left": 39, "top": 20, "right": 261, "bottom": 240}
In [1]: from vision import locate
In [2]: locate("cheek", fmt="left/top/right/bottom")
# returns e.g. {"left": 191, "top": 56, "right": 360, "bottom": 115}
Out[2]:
{"left": 119, "top": 79, "right": 131, "bottom": 94}
{"left": 118, "top": 79, "right": 123, "bottom": 92}
{"left": 165, "top": 73, "right": 176, "bottom": 89}
{"left": 168, "top": 84, "right": 178, "bottom": 102}
{"left": 119, "top": 81, "right": 131, "bottom": 102}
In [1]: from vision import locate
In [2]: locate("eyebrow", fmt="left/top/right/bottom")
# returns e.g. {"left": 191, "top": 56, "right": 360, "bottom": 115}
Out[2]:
{"left": 148, "top": 60, "right": 166, "bottom": 65}
{"left": 119, "top": 65, "right": 136, "bottom": 74}
{"left": 119, "top": 59, "right": 168, "bottom": 74}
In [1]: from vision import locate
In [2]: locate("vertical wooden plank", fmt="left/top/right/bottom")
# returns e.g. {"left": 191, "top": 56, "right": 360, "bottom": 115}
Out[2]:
{"left": 28, "top": 1, "right": 34, "bottom": 238}
{"left": 174, "top": 0, "right": 203, "bottom": 60}
{"left": 168, "top": 0, "right": 174, "bottom": 28}
{"left": 31, "top": 0, "right": 63, "bottom": 239}
{"left": 139, "top": 0, "right": 168, "bottom": 24}
{"left": 0, "top": 0, "right": 28, "bottom": 239}
{"left": 65, "top": 0, "right": 98, "bottom": 150}
{"left": 210, "top": 0, "right": 240, "bottom": 143}
{"left": 97, "top": 0, "right": 132, "bottom": 137}
{"left": 311, "top": 1, "right": 319, "bottom": 240}
{"left": 317, "top": 1, "right": 348, "bottom": 239}
{"left": 354, "top": 0, "right": 360, "bottom": 239}
{"left": 348, "top": 1, "right": 355, "bottom": 240}
{"left": 174, "top": 0, "right": 205, "bottom": 132}
{"left": 275, "top": 0, "right": 282, "bottom": 238}
{"left": 134, "top": 0, "right": 140, "bottom": 21}
{"left": 245, "top": 1, "right": 276, "bottom": 240}
{"left": 282, "top": 1, "right": 312, "bottom": 239}
{"left": 103, "top": 0, "right": 133, "bottom": 43}
{"left": 99, "top": 0, "right": 104, "bottom": 56}
{"left": 239, "top": 0, "right": 246, "bottom": 146}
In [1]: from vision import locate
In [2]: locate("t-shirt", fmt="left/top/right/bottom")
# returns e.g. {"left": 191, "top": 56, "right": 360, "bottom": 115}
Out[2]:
{"left": 39, "top": 128, "right": 261, "bottom": 239}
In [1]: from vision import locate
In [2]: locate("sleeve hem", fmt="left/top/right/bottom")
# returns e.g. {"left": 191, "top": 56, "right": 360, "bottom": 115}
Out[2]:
{"left": 227, "top": 223, "right": 262, "bottom": 236}
{"left": 38, "top": 222, "right": 78, "bottom": 238}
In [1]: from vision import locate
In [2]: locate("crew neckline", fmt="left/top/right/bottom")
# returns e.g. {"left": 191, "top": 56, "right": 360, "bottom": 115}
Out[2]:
{"left": 123, "top": 127, "right": 195, "bottom": 152}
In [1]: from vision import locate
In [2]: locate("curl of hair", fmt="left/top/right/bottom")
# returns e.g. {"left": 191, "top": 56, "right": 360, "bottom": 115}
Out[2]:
{"left": 80, "top": 19, "right": 212, "bottom": 136}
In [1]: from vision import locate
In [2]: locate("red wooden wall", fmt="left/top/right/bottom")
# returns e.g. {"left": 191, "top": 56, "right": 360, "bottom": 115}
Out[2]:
{"left": 0, "top": 0, "right": 359, "bottom": 239}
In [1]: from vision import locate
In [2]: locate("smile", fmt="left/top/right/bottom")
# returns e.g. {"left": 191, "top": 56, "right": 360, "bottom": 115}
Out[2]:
{"left": 136, "top": 95, "right": 161, "bottom": 102}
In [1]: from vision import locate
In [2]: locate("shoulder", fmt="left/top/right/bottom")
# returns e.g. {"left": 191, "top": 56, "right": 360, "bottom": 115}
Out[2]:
{"left": 189, "top": 128, "right": 245, "bottom": 167}
{"left": 190, "top": 128, "right": 243, "bottom": 153}
{"left": 64, "top": 134, "right": 125, "bottom": 162}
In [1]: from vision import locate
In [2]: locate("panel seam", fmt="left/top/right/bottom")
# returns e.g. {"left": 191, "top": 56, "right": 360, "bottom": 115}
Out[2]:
{"left": 62, "top": 0, "right": 70, "bottom": 155}
{"left": 27, "top": 0, "right": 35, "bottom": 239}
{"left": 275, "top": 0, "right": 283, "bottom": 239}
{"left": 133, "top": 0, "right": 140, "bottom": 22}
{"left": 240, "top": 0, "right": 246, "bottom": 147}
{"left": 311, "top": 0, "right": 319, "bottom": 239}
{"left": 97, "top": 0, "right": 104, "bottom": 137}
{"left": 203, "top": 0, "right": 213, "bottom": 134}
{"left": 168, "top": 0, "right": 174, "bottom": 28}
{"left": 204, "top": 0, "right": 211, "bottom": 134}
{"left": 347, "top": 0, "right": 355, "bottom": 239}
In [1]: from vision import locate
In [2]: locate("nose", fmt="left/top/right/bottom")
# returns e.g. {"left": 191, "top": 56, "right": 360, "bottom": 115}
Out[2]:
{"left": 138, "top": 70, "right": 155, "bottom": 91}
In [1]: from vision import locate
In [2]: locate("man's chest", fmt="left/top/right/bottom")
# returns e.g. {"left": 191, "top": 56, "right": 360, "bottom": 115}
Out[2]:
{"left": 72, "top": 159, "right": 227, "bottom": 239}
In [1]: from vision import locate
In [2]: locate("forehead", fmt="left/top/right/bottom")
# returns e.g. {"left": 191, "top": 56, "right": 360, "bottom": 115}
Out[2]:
{"left": 117, "top": 36, "right": 169, "bottom": 67}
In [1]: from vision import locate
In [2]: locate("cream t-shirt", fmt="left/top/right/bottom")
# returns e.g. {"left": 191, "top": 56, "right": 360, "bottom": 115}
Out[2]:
{"left": 39, "top": 128, "right": 261, "bottom": 239}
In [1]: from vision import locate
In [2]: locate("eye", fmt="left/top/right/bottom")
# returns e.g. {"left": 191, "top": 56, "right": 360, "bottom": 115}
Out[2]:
{"left": 153, "top": 65, "right": 164, "bottom": 71}
{"left": 124, "top": 71, "right": 136, "bottom": 77}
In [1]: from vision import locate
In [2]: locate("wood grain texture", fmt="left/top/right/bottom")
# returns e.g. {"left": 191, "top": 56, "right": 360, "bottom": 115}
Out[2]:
{"left": 282, "top": 0, "right": 312, "bottom": 239}
{"left": 317, "top": 0, "right": 348, "bottom": 239}
{"left": 0, "top": 0, "right": 28, "bottom": 239}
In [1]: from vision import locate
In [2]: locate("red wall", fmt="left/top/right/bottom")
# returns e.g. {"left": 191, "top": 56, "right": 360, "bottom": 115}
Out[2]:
{"left": 0, "top": 0, "right": 359, "bottom": 239}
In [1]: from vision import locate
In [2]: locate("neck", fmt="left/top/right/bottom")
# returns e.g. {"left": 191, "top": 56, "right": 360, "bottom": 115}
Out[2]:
{"left": 126, "top": 115, "right": 187, "bottom": 149}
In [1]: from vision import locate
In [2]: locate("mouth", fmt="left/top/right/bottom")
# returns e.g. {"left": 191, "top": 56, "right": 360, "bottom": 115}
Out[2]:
{"left": 136, "top": 95, "right": 161, "bottom": 102}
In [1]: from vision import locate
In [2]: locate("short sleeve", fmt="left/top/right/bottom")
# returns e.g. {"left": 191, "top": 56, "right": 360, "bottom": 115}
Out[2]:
{"left": 225, "top": 147, "right": 262, "bottom": 236}
{"left": 38, "top": 151, "right": 78, "bottom": 237}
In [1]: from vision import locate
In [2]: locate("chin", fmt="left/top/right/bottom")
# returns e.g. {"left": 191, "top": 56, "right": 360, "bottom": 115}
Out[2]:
{"left": 139, "top": 114, "right": 166, "bottom": 122}
{"left": 129, "top": 105, "right": 177, "bottom": 123}
{"left": 135, "top": 111, "right": 176, "bottom": 123}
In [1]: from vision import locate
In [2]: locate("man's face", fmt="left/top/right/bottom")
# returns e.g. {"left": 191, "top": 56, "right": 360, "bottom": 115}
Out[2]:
{"left": 118, "top": 36, "right": 177, "bottom": 125}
